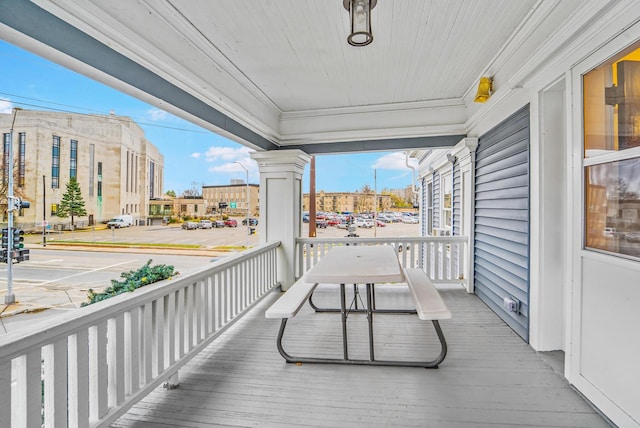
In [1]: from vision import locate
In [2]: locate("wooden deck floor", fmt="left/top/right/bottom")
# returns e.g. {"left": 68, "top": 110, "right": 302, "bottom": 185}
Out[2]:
{"left": 112, "top": 285, "right": 611, "bottom": 428}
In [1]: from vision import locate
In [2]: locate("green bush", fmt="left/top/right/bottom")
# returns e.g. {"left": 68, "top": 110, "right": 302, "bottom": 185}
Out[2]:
{"left": 82, "top": 259, "right": 178, "bottom": 306}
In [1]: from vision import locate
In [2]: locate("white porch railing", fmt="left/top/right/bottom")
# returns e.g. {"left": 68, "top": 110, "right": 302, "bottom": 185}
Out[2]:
{"left": 0, "top": 241, "right": 280, "bottom": 428}
{"left": 296, "top": 236, "right": 468, "bottom": 285}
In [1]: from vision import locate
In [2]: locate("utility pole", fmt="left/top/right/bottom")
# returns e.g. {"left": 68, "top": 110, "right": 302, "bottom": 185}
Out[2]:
{"left": 235, "top": 161, "right": 250, "bottom": 249}
{"left": 374, "top": 169, "right": 377, "bottom": 237}
{"left": 5, "top": 108, "right": 20, "bottom": 304}
{"left": 42, "top": 175, "right": 46, "bottom": 246}
{"left": 309, "top": 156, "right": 316, "bottom": 237}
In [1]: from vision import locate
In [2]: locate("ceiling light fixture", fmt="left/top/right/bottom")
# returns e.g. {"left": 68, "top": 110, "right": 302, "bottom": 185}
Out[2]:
{"left": 474, "top": 77, "right": 493, "bottom": 103}
{"left": 343, "top": 0, "right": 377, "bottom": 47}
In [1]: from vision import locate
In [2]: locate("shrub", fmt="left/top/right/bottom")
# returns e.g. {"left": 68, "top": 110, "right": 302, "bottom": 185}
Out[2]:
{"left": 82, "top": 259, "right": 178, "bottom": 306}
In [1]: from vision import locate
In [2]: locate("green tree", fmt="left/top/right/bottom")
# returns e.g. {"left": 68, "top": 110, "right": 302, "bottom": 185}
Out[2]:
{"left": 165, "top": 189, "right": 176, "bottom": 198}
{"left": 57, "top": 177, "right": 87, "bottom": 227}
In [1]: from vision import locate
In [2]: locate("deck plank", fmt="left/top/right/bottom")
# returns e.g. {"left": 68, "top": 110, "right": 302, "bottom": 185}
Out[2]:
{"left": 112, "top": 285, "right": 611, "bottom": 428}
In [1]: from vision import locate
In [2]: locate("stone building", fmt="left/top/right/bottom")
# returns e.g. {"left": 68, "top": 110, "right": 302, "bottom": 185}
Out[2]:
{"left": 202, "top": 183, "right": 259, "bottom": 216}
{"left": 0, "top": 109, "right": 164, "bottom": 228}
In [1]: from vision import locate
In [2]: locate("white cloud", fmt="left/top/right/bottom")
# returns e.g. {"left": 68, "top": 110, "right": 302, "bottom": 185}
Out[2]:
{"left": 203, "top": 145, "right": 252, "bottom": 162}
{"left": 372, "top": 152, "right": 418, "bottom": 170}
{"left": 0, "top": 99, "right": 14, "bottom": 114}
{"left": 190, "top": 152, "right": 201, "bottom": 159}
{"left": 147, "top": 108, "right": 169, "bottom": 121}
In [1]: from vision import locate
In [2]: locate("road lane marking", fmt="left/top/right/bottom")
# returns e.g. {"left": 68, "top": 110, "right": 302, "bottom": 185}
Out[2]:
{"left": 33, "top": 260, "right": 136, "bottom": 286}
{"left": 29, "top": 259, "right": 65, "bottom": 264}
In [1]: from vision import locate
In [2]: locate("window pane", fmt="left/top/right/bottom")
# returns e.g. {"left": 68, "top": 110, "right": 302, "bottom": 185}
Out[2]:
{"left": 584, "top": 41, "right": 640, "bottom": 157}
{"left": 585, "top": 157, "right": 640, "bottom": 258}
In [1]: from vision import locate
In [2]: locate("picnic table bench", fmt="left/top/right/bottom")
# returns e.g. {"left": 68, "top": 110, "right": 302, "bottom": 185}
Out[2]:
{"left": 265, "top": 259, "right": 451, "bottom": 368}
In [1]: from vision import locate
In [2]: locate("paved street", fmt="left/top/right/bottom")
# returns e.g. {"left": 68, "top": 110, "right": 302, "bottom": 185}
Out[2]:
{"left": 1, "top": 220, "right": 419, "bottom": 334}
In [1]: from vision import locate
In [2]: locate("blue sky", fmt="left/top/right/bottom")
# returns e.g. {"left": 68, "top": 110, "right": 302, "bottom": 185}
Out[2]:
{"left": 0, "top": 40, "right": 417, "bottom": 195}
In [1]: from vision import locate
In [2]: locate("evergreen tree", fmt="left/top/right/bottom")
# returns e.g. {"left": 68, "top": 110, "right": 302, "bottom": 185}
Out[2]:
{"left": 57, "top": 177, "right": 87, "bottom": 227}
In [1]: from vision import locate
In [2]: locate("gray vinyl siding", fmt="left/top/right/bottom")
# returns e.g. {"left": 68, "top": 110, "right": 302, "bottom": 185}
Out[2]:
{"left": 433, "top": 173, "right": 441, "bottom": 229}
{"left": 452, "top": 160, "right": 461, "bottom": 236}
{"left": 420, "top": 177, "right": 427, "bottom": 237}
{"left": 474, "top": 105, "right": 530, "bottom": 341}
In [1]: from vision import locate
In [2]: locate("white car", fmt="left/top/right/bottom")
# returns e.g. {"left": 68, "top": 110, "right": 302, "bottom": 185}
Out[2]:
{"left": 353, "top": 219, "right": 373, "bottom": 228}
{"left": 198, "top": 220, "right": 213, "bottom": 229}
{"left": 402, "top": 216, "right": 419, "bottom": 224}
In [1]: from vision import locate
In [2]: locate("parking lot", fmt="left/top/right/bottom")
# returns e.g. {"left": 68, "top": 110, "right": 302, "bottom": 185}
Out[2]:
{"left": 25, "top": 218, "right": 421, "bottom": 248}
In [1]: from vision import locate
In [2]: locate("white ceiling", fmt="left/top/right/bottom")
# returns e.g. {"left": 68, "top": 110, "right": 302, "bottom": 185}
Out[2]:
{"left": 1, "top": 0, "right": 594, "bottom": 150}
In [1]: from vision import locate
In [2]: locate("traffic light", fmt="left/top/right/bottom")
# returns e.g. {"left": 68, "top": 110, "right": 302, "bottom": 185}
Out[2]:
{"left": 16, "top": 248, "right": 29, "bottom": 263}
{"left": 0, "top": 249, "right": 7, "bottom": 264}
{"left": 7, "top": 197, "right": 30, "bottom": 211}
{"left": 1, "top": 229, "right": 8, "bottom": 249}
{"left": 13, "top": 229, "right": 24, "bottom": 249}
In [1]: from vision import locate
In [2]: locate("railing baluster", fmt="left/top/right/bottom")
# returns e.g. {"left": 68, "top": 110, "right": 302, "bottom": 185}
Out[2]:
{"left": 0, "top": 359, "right": 10, "bottom": 427}
{"left": 142, "top": 303, "right": 154, "bottom": 382}
{"left": 89, "top": 322, "right": 108, "bottom": 421}
{"left": 43, "top": 338, "right": 67, "bottom": 427}
{"left": 15, "top": 349, "right": 42, "bottom": 428}
{"left": 107, "top": 314, "right": 125, "bottom": 407}
{"left": 68, "top": 329, "right": 90, "bottom": 427}
{"left": 204, "top": 276, "right": 213, "bottom": 336}
{"left": 126, "top": 307, "right": 141, "bottom": 396}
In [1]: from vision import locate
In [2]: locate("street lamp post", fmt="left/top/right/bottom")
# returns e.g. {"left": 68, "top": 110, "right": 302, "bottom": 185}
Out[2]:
{"left": 235, "top": 161, "right": 250, "bottom": 249}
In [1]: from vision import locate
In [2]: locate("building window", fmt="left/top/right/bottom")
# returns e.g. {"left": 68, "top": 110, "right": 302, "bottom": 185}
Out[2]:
{"left": 70, "top": 139, "right": 78, "bottom": 179}
{"left": 97, "top": 161, "right": 103, "bottom": 176}
{"left": 52, "top": 135, "right": 60, "bottom": 188}
{"left": 194, "top": 204, "right": 198, "bottom": 213}
{"left": 442, "top": 174, "right": 452, "bottom": 229}
{"left": 583, "top": 40, "right": 640, "bottom": 259}
{"left": 97, "top": 181, "right": 102, "bottom": 197}
{"left": 149, "top": 161, "right": 155, "bottom": 198}
{"left": 18, "top": 133, "right": 25, "bottom": 187}
{"left": 426, "top": 181, "right": 433, "bottom": 234}
{"left": 51, "top": 204, "right": 59, "bottom": 216}
{"left": 89, "top": 144, "right": 94, "bottom": 196}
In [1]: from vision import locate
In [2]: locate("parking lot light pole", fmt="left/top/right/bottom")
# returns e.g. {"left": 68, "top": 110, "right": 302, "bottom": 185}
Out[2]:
{"left": 235, "top": 161, "right": 250, "bottom": 249}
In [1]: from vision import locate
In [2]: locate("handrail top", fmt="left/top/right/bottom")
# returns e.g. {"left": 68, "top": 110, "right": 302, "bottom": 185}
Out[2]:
{"left": 0, "top": 241, "right": 281, "bottom": 359}
{"left": 296, "top": 236, "right": 469, "bottom": 243}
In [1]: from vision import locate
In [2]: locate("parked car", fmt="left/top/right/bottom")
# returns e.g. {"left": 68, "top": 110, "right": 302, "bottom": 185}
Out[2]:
{"left": 302, "top": 214, "right": 310, "bottom": 223}
{"left": 225, "top": 219, "right": 238, "bottom": 227}
{"left": 316, "top": 220, "right": 328, "bottom": 228}
{"left": 242, "top": 217, "right": 259, "bottom": 226}
{"left": 181, "top": 221, "right": 198, "bottom": 230}
{"left": 376, "top": 220, "right": 386, "bottom": 227}
{"left": 213, "top": 220, "right": 226, "bottom": 228}
{"left": 198, "top": 219, "right": 213, "bottom": 229}
{"left": 402, "top": 216, "right": 419, "bottom": 224}
{"left": 377, "top": 215, "right": 392, "bottom": 223}
{"left": 336, "top": 222, "right": 349, "bottom": 230}
{"left": 327, "top": 218, "right": 341, "bottom": 226}
{"left": 353, "top": 219, "right": 373, "bottom": 228}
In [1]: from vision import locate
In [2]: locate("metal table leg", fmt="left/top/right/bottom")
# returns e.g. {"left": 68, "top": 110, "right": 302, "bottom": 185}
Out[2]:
{"left": 340, "top": 283, "right": 348, "bottom": 360}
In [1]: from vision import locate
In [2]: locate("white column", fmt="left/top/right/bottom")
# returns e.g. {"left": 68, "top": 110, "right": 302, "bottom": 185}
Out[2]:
{"left": 251, "top": 150, "right": 311, "bottom": 290}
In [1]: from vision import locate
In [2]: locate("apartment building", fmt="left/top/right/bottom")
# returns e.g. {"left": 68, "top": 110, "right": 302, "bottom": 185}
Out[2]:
{"left": 302, "top": 191, "right": 392, "bottom": 213}
{"left": 0, "top": 109, "right": 164, "bottom": 228}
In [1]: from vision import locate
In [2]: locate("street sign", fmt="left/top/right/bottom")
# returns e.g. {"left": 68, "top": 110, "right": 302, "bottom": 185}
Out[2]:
{"left": 230, "top": 202, "right": 237, "bottom": 209}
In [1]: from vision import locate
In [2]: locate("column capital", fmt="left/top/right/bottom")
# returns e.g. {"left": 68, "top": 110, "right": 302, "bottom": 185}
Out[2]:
{"left": 251, "top": 149, "right": 311, "bottom": 175}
